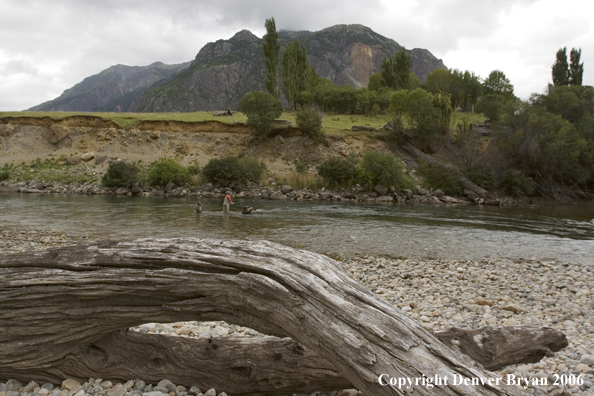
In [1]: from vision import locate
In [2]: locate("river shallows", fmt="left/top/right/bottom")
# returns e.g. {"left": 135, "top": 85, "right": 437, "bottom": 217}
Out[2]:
{"left": 1, "top": 193, "right": 593, "bottom": 263}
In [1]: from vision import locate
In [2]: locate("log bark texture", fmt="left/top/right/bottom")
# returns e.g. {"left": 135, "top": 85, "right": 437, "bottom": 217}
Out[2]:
{"left": 435, "top": 326, "right": 568, "bottom": 371}
{"left": 0, "top": 238, "right": 530, "bottom": 395}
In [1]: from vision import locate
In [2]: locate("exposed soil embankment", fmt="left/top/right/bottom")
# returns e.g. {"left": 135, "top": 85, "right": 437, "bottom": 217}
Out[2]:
{"left": 0, "top": 117, "right": 388, "bottom": 172}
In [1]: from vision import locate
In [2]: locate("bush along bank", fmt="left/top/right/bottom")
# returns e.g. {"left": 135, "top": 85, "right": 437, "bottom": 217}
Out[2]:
{"left": 0, "top": 155, "right": 510, "bottom": 205}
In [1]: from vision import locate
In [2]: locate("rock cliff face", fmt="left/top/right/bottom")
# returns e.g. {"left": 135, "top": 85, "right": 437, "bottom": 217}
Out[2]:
{"left": 280, "top": 24, "right": 445, "bottom": 89}
{"left": 29, "top": 62, "right": 190, "bottom": 112}
{"left": 136, "top": 30, "right": 265, "bottom": 112}
{"left": 30, "top": 24, "right": 446, "bottom": 113}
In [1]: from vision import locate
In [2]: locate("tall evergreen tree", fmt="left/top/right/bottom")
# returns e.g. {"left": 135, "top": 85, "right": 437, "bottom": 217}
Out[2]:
{"left": 281, "top": 39, "right": 317, "bottom": 110}
{"left": 262, "top": 17, "right": 280, "bottom": 98}
{"left": 381, "top": 56, "right": 397, "bottom": 90}
{"left": 394, "top": 48, "right": 412, "bottom": 90}
{"left": 569, "top": 48, "right": 584, "bottom": 86}
{"left": 552, "top": 47, "right": 570, "bottom": 86}
{"left": 381, "top": 48, "right": 412, "bottom": 90}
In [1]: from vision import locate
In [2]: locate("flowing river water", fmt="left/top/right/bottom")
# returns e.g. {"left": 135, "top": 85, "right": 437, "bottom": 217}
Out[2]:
{"left": 1, "top": 193, "right": 593, "bottom": 264}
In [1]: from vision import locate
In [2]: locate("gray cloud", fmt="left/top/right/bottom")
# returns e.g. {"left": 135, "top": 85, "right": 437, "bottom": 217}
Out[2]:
{"left": 0, "top": 0, "right": 592, "bottom": 109}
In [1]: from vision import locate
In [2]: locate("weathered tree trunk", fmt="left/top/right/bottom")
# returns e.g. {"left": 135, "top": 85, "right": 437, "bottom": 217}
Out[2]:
{"left": 399, "top": 142, "right": 492, "bottom": 199}
{"left": 435, "top": 325, "right": 568, "bottom": 371}
{"left": 0, "top": 238, "right": 531, "bottom": 395}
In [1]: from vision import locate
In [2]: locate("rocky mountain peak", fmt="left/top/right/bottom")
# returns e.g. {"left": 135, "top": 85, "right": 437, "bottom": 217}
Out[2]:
{"left": 231, "top": 29, "right": 259, "bottom": 43}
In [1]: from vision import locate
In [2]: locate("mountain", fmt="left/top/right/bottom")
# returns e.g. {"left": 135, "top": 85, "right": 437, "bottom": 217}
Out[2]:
{"left": 30, "top": 24, "right": 446, "bottom": 112}
{"left": 29, "top": 62, "right": 191, "bottom": 112}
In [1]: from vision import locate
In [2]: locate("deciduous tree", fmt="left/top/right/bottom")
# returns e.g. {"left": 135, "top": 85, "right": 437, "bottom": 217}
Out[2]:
{"left": 569, "top": 48, "right": 584, "bottom": 86}
{"left": 381, "top": 48, "right": 412, "bottom": 90}
{"left": 282, "top": 39, "right": 317, "bottom": 110}
{"left": 238, "top": 91, "right": 283, "bottom": 138}
{"left": 483, "top": 70, "right": 514, "bottom": 100}
{"left": 262, "top": 17, "right": 280, "bottom": 98}
{"left": 552, "top": 47, "right": 570, "bottom": 86}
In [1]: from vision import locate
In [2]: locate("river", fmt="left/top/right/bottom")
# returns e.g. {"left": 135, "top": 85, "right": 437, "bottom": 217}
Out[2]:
{"left": 1, "top": 193, "right": 593, "bottom": 263}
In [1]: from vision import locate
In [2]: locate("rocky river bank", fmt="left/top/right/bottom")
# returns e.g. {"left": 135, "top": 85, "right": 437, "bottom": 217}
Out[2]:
{"left": 2, "top": 177, "right": 511, "bottom": 206}
{"left": 1, "top": 228, "right": 593, "bottom": 396}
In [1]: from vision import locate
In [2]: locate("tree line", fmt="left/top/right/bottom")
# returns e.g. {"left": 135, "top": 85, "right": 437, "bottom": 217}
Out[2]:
{"left": 241, "top": 17, "right": 593, "bottom": 200}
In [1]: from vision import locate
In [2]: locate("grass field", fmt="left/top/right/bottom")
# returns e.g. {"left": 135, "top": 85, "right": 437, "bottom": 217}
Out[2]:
{"left": 0, "top": 110, "right": 486, "bottom": 135}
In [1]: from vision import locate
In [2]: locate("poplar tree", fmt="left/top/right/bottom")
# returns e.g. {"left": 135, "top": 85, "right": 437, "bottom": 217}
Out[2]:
{"left": 282, "top": 39, "right": 317, "bottom": 110}
{"left": 381, "top": 48, "right": 412, "bottom": 90}
{"left": 552, "top": 47, "right": 570, "bottom": 86}
{"left": 569, "top": 48, "right": 584, "bottom": 86}
{"left": 262, "top": 17, "right": 280, "bottom": 98}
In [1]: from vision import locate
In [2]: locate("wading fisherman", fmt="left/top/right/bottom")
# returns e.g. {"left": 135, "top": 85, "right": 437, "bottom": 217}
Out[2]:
{"left": 223, "top": 192, "right": 234, "bottom": 213}
{"left": 195, "top": 193, "right": 203, "bottom": 213}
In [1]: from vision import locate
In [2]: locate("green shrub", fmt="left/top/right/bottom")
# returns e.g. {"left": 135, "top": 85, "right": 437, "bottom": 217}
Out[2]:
{"left": 0, "top": 170, "right": 9, "bottom": 181}
{"left": 101, "top": 161, "right": 139, "bottom": 188}
{"left": 498, "top": 169, "right": 535, "bottom": 196}
{"left": 238, "top": 91, "right": 283, "bottom": 138}
{"left": 417, "top": 161, "right": 462, "bottom": 195}
{"left": 296, "top": 107, "right": 324, "bottom": 140}
{"left": 238, "top": 156, "right": 266, "bottom": 183}
{"left": 147, "top": 158, "right": 190, "bottom": 188}
{"left": 465, "top": 166, "right": 496, "bottom": 190}
{"left": 317, "top": 157, "right": 356, "bottom": 186}
{"left": 295, "top": 161, "right": 309, "bottom": 174}
{"left": 202, "top": 157, "right": 241, "bottom": 186}
{"left": 187, "top": 164, "right": 201, "bottom": 175}
{"left": 360, "top": 151, "right": 414, "bottom": 189}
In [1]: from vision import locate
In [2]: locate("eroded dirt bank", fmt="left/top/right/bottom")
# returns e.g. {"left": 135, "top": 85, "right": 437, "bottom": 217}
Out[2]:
{"left": 0, "top": 116, "right": 388, "bottom": 172}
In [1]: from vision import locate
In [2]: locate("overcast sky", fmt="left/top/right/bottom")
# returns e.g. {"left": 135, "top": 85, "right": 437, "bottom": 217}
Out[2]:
{"left": 1, "top": 0, "right": 592, "bottom": 111}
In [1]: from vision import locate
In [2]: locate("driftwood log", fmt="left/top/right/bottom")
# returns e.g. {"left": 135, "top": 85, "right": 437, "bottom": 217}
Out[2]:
{"left": 434, "top": 326, "right": 567, "bottom": 371}
{"left": 398, "top": 142, "right": 492, "bottom": 199}
{"left": 0, "top": 238, "right": 541, "bottom": 395}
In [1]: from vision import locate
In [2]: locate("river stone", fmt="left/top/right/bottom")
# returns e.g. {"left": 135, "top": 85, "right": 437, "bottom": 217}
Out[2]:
{"left": 376, "top": 195, "right": 393, "bottom": 202}
{"left": 133, "top": 381, "right": 145, "bottom": 391}
{"left": 464, "top": 188, "right": 478, "bottom": 200}
{"left": 115, "top": 187, "right": 129, "bottom": 195}
{"left": 22, "top": 382, "right": 38, "bottom": 393}
{"left": 581, "top": 354, "right": 594, "bottom": 366}
{"left": 439, "top": 196, "right": 459, "bottom": 204}
{"left": 48, "top": 125, "right": 70, "bottom": 143}
{"left": 5, "top": 380, "right": 22, "bottom": 392}
{"left": 66, "top": 155, "right": 82, "bottom": 165}
{"left": 61, "top": 379, "right": 80, "bottom": 391}
{"left": 150, "top": 130, "right": 160, "bottom": 139}
{"left": 165, "top": 182, "right": 175, "bottom": 192}
{"left": 343, "top": 190, "right": 356, "bottom": 199}
{"left": 374, "top": 185, "right": 388, "bottom": 195}
{"left": 433, "top": 189, "right": 445, "bottom": 197}
{"left": 503, "top": 304, "right": 523, "bottom": 313}
{"left": 320, "top": 192, "right": 333, "bottom": 200}
{"left": 203, "top": 389, "right": 216, "bottom": 396}
{"left": 41, "top": 384, "right": 54, "bottom": 391}
{"left": 81, "top": 152, "right": 95, "bottom": 161}
{"left": 95, "top": 156, "right": 108, "bottom": 165}
{"left": 121, "top": 381, "right": 134, "bottom": 390}
{"left": 156, "top": 380, "right": 173, "bottom": 389}
{"left": 269, "top": 191, "right": 286, "bottom": 200}
{"left": 280, "top": 185, "right": 293, "bottom": 194}
{"left": 402, "top": 189, "right": 413, "bottom": 199}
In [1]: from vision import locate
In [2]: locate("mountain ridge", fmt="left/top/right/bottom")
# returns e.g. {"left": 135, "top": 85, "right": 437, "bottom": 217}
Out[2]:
{"left": 30, "top": 24, "right": 446, "bottom": 112}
